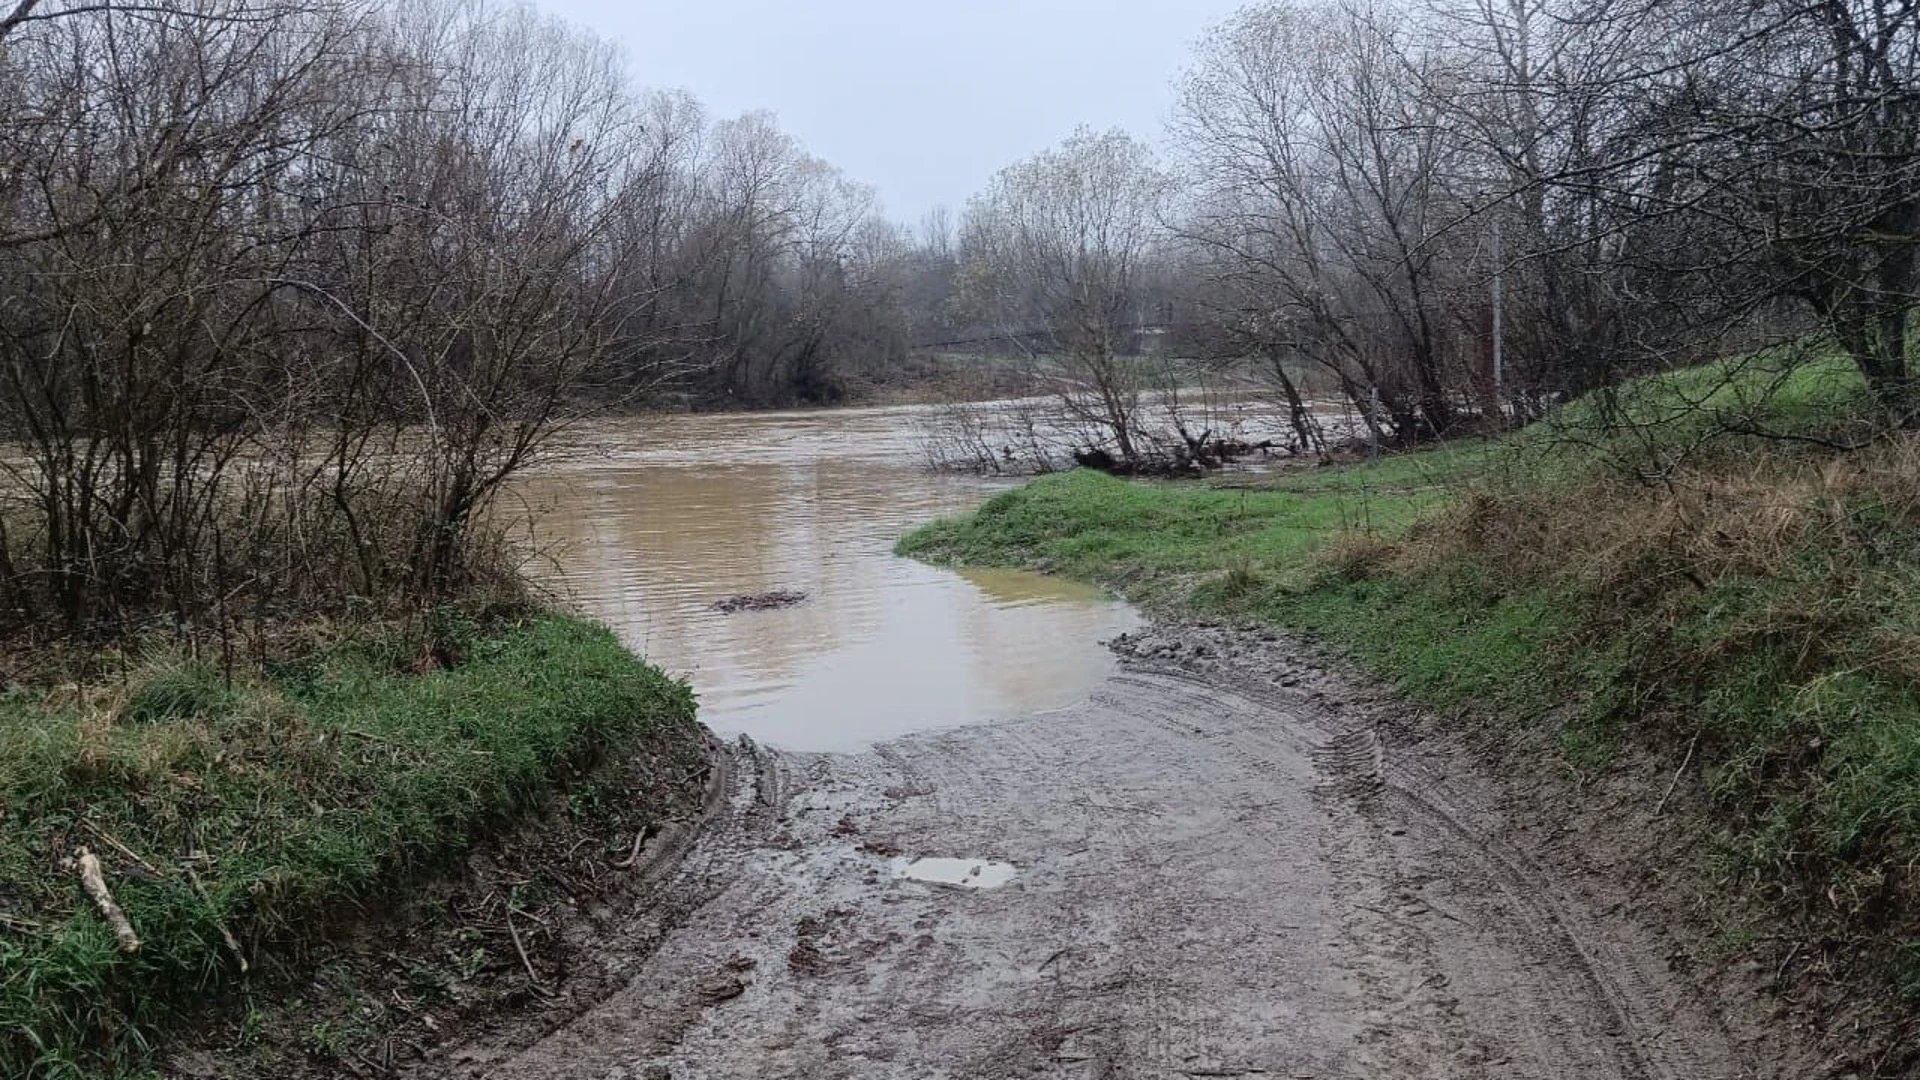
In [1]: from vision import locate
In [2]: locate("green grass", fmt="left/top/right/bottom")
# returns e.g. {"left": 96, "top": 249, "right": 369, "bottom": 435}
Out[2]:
{"left": 901, "top": 356, "right": 1920, "bottom": 1007}
{"left": 0, "top": 611, "right": 697, "bottom": 1079}
{"left": 895, "top": 440, "right": 1569, "bottom": 721}
{"left": 1528, "top": 351, "right": 1881, "bottom": 468}
{"left": 897, "top": 453, "right": 1564, "bottom": 721}
{"left": 899, "top": 441, "right": 1490, "bottom": 597}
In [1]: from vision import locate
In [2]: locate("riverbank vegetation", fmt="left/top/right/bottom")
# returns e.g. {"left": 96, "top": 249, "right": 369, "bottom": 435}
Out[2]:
{"left": 3, "top": 0, "right": 1919, "bottom": 1066}
{"left": 900, "top": 358, "right": 1920, "bottom": 1061}
{"left": 903, "top": 0, "right": 1920, "bottom": 1028}
{"left": 0, "top": 3, "right": 721, "bottom": 1074}
{"left": 0, "top": 611, "right": 698, "bottom": 1078}
{"left": 913, "top": 0, "right": 1920, "bottom": 476}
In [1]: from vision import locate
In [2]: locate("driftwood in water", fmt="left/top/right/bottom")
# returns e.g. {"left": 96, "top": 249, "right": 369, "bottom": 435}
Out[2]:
{"left": 1072, "top": 434, "right": 1278, "bottom": 478}
{"left": 1072, "top": 447, "right": 1119, "bottom": 471}
{"left": 711, "top": 590, "right": 809, "bottom": 614}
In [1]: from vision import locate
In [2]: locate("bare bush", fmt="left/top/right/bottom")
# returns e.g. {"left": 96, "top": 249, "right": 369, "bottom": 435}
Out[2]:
{"left": 0, "top": 0, "right": 716, "bottom": 641}
{"left": 913, "top": 396, "right": 1086, "bottom": 474}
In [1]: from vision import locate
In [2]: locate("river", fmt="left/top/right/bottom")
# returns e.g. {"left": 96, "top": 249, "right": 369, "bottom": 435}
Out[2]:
{"left": 521, "top": 403, "right": 1141, "bottom": 752}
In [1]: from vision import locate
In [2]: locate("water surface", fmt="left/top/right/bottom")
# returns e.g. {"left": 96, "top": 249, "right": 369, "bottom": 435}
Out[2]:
{"left": 522, "top": 404, "right": 1140, "bottom": 752}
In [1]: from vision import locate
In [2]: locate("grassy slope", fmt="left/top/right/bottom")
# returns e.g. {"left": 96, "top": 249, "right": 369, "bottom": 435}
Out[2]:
{"left": 0, "top": 612, "right": 698, "bottom": 1079}
{"left": 899, "top": 357, "right": 1920, "bottom": 1012}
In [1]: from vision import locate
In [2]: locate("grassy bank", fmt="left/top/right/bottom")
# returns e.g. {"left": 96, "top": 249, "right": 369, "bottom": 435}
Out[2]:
{"left": 899, "top": 359, "right": 1920, "bottom": 1025}
{"left": 0, "top": 611, "right": 698, "bottom": 1078}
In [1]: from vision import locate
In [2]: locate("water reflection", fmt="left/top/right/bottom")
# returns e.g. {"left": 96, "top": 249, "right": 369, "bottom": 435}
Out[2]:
{"left": 521, "top": 406, "right": 1140, "bottom": 752}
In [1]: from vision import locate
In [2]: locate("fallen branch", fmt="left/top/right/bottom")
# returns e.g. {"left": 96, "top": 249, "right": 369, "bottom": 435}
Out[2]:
{"left": 504, "top": 903, "right": 552, "bottom": 998}
{"left": 339, "top": 728, "right": 399, "bottom": 747}
{"left": 614, "top": 823, "right": 658, "bottom": 869}
{"left": 1773, "top": 941, "right": 1800, "bottom": 987}
{"left": 81, "top": 821, "right": 165, "bottom": 882}
{"left": 1654, "top": 733, "right": 1701, "bottom": 817}
{"left": 710, "top": 589, "right": 808, "bottom": 614}
{"left": 0, "top": 912, "right": 42, "bottom": 936}
{"left": 74, "top": 847, "right": 140, "bottom": 953}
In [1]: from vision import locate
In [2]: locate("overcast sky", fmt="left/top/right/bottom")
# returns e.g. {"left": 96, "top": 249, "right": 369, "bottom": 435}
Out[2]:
{"left": 531, "top": 0, "right": 1247, "bottom": 226}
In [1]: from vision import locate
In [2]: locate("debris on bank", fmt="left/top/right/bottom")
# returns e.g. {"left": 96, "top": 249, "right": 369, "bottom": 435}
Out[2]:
{"left": 711, "top": 590, "right": 810, "bottom": 613}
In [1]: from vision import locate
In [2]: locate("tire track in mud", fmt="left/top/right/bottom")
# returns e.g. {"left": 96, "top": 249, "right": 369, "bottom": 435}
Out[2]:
{"left": 429, "top": 625, "right": 1790, "bottom": 1080}
{"left": 1286, "top": 702, "right": 1709, "bottom": 1079}
{"left": 1125, "top": 649, "right": 1729, "bottom": 1080}
{"left": 1369, "top": 754, "right": 1717, "bottom": 1080}
{"left": 1071, "top": 658, "right": 1737, "bottom": 1079}
{"left": 1126, "top": 636, "right": 1749, "bottom": 1074}
{"left": 1133, "top": 631, "right": 1759, "bottom": 1080}
{"left": 1106, "top": 666, "right": 1493, "bottom": 1078}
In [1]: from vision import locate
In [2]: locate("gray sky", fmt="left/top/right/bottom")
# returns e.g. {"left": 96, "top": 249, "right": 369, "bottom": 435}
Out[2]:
{"left": 532, "top": 0, "right": 1247, "bottom": 226}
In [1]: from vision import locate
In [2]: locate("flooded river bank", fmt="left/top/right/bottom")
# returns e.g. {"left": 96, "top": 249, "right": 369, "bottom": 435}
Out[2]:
{"left": 447, "top": 405, "right": 1805, "bottom": 1080}
{"left": 520, "top": 403, "right": 1141, "bottom": 752}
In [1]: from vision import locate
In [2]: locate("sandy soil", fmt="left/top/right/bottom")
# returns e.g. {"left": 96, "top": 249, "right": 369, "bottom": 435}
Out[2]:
{"left": 423, "top": 623, "right": 1828, "bottom": 1080}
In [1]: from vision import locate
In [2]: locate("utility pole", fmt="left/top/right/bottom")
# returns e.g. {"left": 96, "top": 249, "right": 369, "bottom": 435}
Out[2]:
{"left": 1491, "top": 212, "right": 1505, "bottom": 420}
{"left": 1368, "top": 384, "right": 1381, "bottom": 461}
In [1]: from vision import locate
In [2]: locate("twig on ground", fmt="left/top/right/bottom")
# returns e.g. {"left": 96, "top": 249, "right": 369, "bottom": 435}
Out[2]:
{"left": 504, "top": 901, "right": 552, "bottom": 998}
{"left": 82, "top": 821, "right": 165, "bottom": 881}
{"left": 184, "top": 859, "right": 249, "bottom": 974}
{"left": 614, "top": 823, "right": 655, "bottom": 869}
{"left": 0, "top": 912, "right": 42, "bottom": 935}
{"left": 74, "top": 847, "right": 140, "bottom": 953}
{"left": 1773, "top": 942, "right": 1800, "bottom": 987}
{"left": 341, "top": 728, "right": 400, "bottom": 747}
{"left": 1654, "top": 733, "right": 1701, "bottom": 817}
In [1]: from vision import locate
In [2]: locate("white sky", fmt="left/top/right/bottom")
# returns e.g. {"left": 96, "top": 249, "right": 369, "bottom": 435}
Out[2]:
{"left": 530, "top": 0, "right": 1248, "bottom": 225}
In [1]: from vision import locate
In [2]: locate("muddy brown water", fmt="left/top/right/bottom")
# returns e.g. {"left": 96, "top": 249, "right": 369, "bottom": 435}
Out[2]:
{"left": 520, "top": 404, "right": 1141, "bottom": 753}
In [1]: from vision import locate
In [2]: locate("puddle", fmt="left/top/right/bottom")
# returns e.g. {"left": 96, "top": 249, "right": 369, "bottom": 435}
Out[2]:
{"left": 888, "top": 856, "right": 1017, "bottom": 889}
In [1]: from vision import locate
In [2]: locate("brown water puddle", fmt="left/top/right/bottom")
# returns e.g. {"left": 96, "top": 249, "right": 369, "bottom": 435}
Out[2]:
{"left": 520, "top": 405, "right": 1141, "bottom": 752}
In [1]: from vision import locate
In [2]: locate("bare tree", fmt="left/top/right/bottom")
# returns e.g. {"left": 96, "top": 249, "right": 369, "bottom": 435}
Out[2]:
{"left": 1172, "top": 1, "right": 1489, "bottom": 444}
{"left": 959, "top": 128, "right": 1173, "bottom": 467}
{"left": 0, "top": 0, "right": 371, "bottom": 628}
{"left": 0, "top": 0, "right": 921, "bottom": 637}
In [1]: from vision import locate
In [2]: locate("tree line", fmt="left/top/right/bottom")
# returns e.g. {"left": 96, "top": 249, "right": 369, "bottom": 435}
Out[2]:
{"left": 2, "top": 0, "right": 1914, "bottom": 635}
{"left": 947, "top": 0, "right": 1920, "bottom": 468}
{"left": 0, "top": 0, "right": 950, "bottom": 641}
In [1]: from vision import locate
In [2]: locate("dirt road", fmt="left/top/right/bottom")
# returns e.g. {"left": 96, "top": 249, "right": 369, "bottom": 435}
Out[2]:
{"left": 437, "top": 625, "right": 1812, "bottom": 1080}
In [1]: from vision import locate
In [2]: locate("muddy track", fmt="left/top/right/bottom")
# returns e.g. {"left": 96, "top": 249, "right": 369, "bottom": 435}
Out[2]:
{"left": 425, "top": 624, "right": 1819, "bottom": 1080}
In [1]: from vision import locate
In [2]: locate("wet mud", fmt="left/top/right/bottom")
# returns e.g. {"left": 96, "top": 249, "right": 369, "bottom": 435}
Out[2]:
{"left": 421, "top": 623, "right": 1827, "bottom": 1080}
